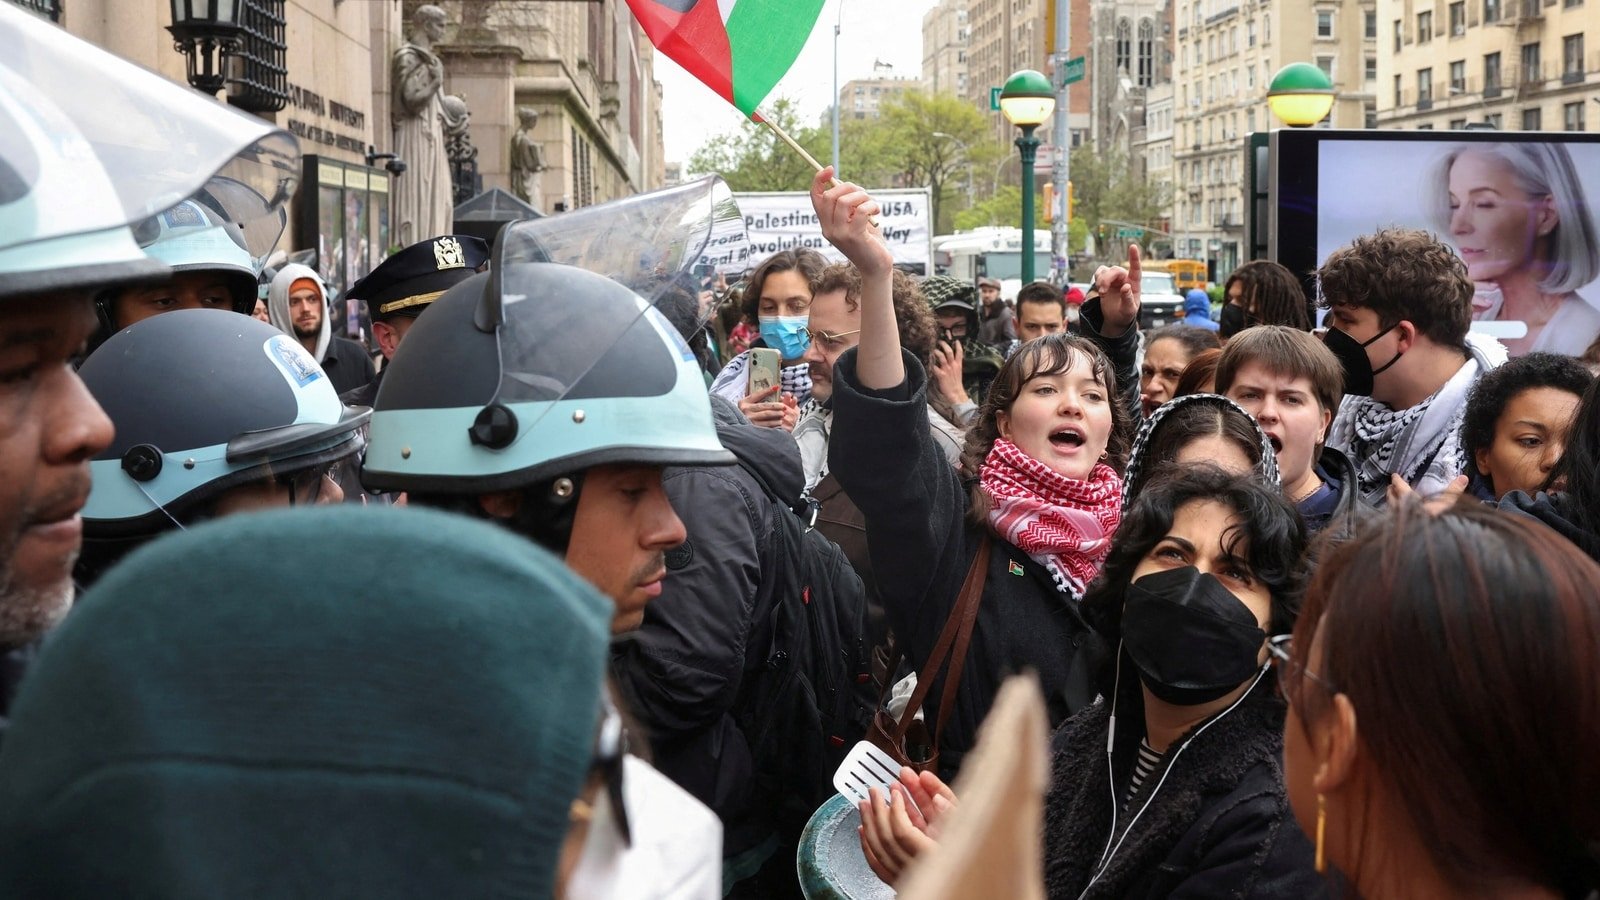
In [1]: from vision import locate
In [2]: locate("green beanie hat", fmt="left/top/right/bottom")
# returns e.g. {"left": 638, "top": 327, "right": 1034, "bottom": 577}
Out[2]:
{"left": 0, "top": 504, "right": 611, "bottom": 899}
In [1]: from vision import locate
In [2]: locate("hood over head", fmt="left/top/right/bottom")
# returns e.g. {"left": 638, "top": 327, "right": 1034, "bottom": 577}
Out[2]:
{"left": 268, "top": 262, "right": 331, "bottom": 362}
{"left": 1123, "top": 392, "right": 1280, "bottom": 511}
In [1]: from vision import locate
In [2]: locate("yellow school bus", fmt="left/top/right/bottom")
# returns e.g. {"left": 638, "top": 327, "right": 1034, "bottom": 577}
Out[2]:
{"left": 1139, "top": 259, "right": 1208, "bottom": 293}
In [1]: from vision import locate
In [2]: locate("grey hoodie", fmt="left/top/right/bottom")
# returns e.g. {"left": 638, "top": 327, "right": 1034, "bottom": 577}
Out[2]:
{"left": 267, "top": 263, "right": 332, "bottom": 362}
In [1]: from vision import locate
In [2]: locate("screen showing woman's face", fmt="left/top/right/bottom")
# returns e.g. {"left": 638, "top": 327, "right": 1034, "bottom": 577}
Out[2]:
{"left": 1446, "top": 151, "right": 1554, "bottom": 283}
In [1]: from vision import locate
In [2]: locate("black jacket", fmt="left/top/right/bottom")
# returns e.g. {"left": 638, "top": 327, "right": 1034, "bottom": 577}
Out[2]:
{"left": 1499, "top": 490, "right": 1600, "bottom": 562}
{"left": 338, "top": 365, "right": 382, "bottom": 409}
{"left": 828, "top": 340, "right": 1135, "bottom": 778}
{"left": 1303, "top": 446, "right": 1369, "bottom": 539}
{"left": 1043, "top": 672, "right": 1325, "bottom": 900}
{"left": 320, "top": 335, "right": 376, "bottom": 397}
{"left": 609, "top": 397, "right": 800, "bottom": 856}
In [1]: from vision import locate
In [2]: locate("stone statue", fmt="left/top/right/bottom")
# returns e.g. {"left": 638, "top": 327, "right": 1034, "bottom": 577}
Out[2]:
{"left": 510, "top": 106, "right": 547, "bottom": 211}
{"left": 391, "top": 4, "right": 454, "bottom": 245}
{"left": 441, "top": 94, "right": 480, "bottom": 206}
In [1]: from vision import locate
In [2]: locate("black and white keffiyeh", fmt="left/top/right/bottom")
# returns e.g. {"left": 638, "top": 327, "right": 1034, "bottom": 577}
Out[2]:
{"left": 708, "top": 350, "right": 812, "bottom": 407}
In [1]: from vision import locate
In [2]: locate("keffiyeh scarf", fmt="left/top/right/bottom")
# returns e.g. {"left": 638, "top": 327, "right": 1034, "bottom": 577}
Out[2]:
{"left": 1327, "top": 333, "right": 1507, "bottom": 505}
{"left": 981, "top": 438, "right": 1124, "bottom": 600}
{"left": 709, "top": 350, "right": 813, "bottom": 407}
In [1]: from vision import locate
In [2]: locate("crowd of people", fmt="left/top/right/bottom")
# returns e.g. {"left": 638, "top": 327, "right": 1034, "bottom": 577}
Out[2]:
{"left": 2, "top": 10, "right": 1598, "bottom": 898}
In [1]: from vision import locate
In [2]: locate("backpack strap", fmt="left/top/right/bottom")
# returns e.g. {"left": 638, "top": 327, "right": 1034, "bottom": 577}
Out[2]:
{"left": 885, "top": 536, "right": 991, "bottom": 747}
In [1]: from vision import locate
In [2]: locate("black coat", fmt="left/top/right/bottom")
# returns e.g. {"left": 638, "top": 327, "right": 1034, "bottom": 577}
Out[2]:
{"left": 1303, "top": 446, "right": 1369, "bottom": 539}
{"left": 1043, "top": 673, "right": 1324, "bottom": 900}
{"left": 609, "top": 397, "right": 801, "bottom": 857}
{"left": 320, "top": 336, "right": 376, "bottom": 397}
{"left": 829, "top": 351, "right": 1129, "bottom": 778}
{"left": 1499, "top": 490, "right": 1600, "bottom": 562}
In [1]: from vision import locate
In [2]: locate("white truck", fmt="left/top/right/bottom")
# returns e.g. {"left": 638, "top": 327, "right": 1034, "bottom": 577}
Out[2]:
{"left": 931, "top": 228, "right": 1053, "bottom": 301}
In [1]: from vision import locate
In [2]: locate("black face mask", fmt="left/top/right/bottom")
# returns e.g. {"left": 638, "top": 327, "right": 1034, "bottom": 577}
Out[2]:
{"left": 1218, "top": 302, "right": 1247, "bottom": 339}
{"left": 1323, "top": 323, "right": 1402, "bottom": 397}
{"left": 1121, "top": 566, "right": 1268, "bottom": 706}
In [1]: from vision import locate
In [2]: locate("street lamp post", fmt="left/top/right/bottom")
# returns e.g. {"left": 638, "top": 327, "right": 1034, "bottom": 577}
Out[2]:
{"left": 1266, "top": 63, "right": 1335, "bottom": 128}
{"left": 831, "top": 1, "right": 846, "bottom": 175}
{"left": 1000, "top": 70, "right": 1056, "bottom": 284}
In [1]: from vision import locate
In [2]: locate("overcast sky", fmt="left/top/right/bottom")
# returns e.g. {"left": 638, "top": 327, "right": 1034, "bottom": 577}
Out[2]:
{"left": 657, "top": 0, "right": 940, "bottom": 166}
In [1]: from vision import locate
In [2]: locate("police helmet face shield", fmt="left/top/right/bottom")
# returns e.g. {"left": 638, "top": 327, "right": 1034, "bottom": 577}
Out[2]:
{"left": 78, "top": 310, "right": 369, "bottom": 536}
{"left": 363, "top": 177, "right": 747, "bottom": 493}
{"left": 0, "top": 5, "right": 298, "bottom": 300}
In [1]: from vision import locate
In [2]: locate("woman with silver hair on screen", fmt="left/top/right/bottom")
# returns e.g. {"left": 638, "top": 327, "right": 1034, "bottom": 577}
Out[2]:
{"left": 1428, "top": 142, "right": 1600, "bottom": 357}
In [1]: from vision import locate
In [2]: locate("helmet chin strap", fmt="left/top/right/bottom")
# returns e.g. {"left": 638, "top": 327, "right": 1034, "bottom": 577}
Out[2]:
{"left": 502, "top": 473, "right": 586, "bottom": 556}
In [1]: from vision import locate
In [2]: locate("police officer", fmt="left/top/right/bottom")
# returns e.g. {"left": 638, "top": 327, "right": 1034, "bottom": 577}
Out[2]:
{"left": 340, "top": 234, "right": 490, "bottom": 408}
{"left": 362, "top": 253, "right": 734, "bottom": 633}
{"left": 74, "top": 311, "right": 370, "bottom": 587}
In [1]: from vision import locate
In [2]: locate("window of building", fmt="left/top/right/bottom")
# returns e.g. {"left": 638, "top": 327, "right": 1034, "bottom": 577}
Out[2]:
{"left": 1365, "top": 10, "right": 1377, "bottom": 38}
{"left": 1247, "top": 65, "right": 1256, "bottom": 88}
{"left": 1394, "top": 19, "right": 1404, "bottom": 52}
{"left": 1564, "top": 101, "right": 1586, "bottom": 131}
{"left": 1564, "top": 0, "right": 1581, "bottom": 8}
{"left": 1522, "top": 42, "right": 1541, "bottom": 82}
{"left": 1317, "top": 10, "right": 1334, "bottom": 36}
{"left": 1418, "top": 10, "right": 1433, "bottom": 42}
{"left": 1263, "top": 14, "right": 1271, "bottom": 43}
{"left": 1484, "top": 0, "right": 1501, "bottom": 22}
{"left": 1116, "top": 19, "right": 1132, "bottom": 74}
{"left": 1395, "top": 73, "right": 1404, "bottom": 106}
{"left": 1449, "top": 1, "right": 1466, "bottom": 35}
{"left": 1562, "top": 33, "right": 1584, "bottom": 83}
{"left": 1485, "top": 112, "right": 1503, "bottom": 128}
{"left": 1418, "top": 123, "right": 1435, "bottom": 129}
{"left": 1450, "top": 117, "right": 1469, "bottom": 129}
{"left": 1247, "top": 108, "right": 1256, "bottom": 131}
{"left": 1138, "top": 19, "right": 1155, "bottom": 86}
{"left": 1317, "top": 56, "right": 1335, "bottom": 79}
{"left": 1366, "top": 104, "right": 1379, "bottom": 128}
{"left": 1248, "top": 21, "right": 1256, "bottom": 46}
{"left": 1522, "top": 106, "right": 1541, "bottom": 129}
{"left": 1418, "top": 67, "right": 1434, "bottom": 104}
{"left": 1366, "top": 56, "right": 1378, "bottom": 82}
{"left": 1485, "top": 52, "right": 1502, "bottom": 91}
{"left": 1450, "top": 59, "right": 1466, "bottom": 91}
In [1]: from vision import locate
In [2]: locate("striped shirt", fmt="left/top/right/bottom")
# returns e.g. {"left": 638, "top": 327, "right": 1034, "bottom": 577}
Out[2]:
{"left": 1124, "top": 738, "right": 1163, "bottom": 810}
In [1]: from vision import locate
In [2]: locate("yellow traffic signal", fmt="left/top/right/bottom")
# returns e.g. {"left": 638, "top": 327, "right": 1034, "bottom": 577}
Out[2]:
{"left": 1068, "top": 180, "right": 1075, "bottom": 220}
{"left": 1043, "top": 183, "right": 1054, "bottom": 223}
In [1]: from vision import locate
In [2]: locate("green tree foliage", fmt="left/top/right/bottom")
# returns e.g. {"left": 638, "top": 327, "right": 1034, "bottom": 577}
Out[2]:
{"left": 1068, "top": 145, "right": 1172, "bottom": 235}
{"left": 684, "top": 98, "right": 826, "bottom": 192}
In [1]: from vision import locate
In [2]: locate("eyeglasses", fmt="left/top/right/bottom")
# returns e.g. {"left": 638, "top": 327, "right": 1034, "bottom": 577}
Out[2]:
{"left": 274, "top": 461, "right": 340, "bottom": 507}
{"left": 804, "top": 327, "right": 861, "bottom": 346}
{"left": 1266, "top": 634, "right": 1337, "bottom": 703}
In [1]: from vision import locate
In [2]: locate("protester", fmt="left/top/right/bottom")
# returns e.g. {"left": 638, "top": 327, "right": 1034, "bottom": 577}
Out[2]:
{"left": 251, "top": 295, "right": 272, "bottom": 323}
{"left": 1221, "top": 260, "right": 1312, "bottom": 337}
{"left": 1500, "top": 376, "right": 1600, "bottom": 561}
{"left": 1139, "top": 324, "right": 1221, "bottom": 418}
{"left": 339, "top": 234, "right": 489, "bottom": 407}
{"left": 1015, "top": 281, "right": 1070, "bottom": 347}
{"left": 977, "top": 276, "right": 1015, "bottom": 345}
{"left": 857, "top": 469, "right": 1320, "bottom": 898}
{"left": 1320, "top": 228, "right": 1506, "bottom": 506}
{"left": 1217, "top": 325, "right": 1367, "bottom": 533}
{"left": 267, "top": 264, "right": 376, "bottom": 397}
{"left": 709, "top": 249, "right": 828, "bottom": 428}
{"left": 1282, "top": 501, "right": 1600, "bottom": 900}
{"left": 0, "top": 505, "right": 722, "bottom": 899}
{"left": 1183, "top": 288, "right": 1219, "bottom": 332}
{"left": 816, "top": 169, "right": 1139, "bottom": 774}
{"left": 1174, "top": 347, "right": 1222, "bottom": 397}
{"left": 1121, "top": 394, "right": 1278, "bottom": 507}
{"left": 794, "top": 263, "right": 962, "bottom": 585}
{"left": 1458, "top": 352, "right": 1592, "bottom": 501}
{"left": 362, "top": 258, "right": 733, "bottom": 635}
{"left": 924, "top": 275, "right": 1007, "bottom": 419}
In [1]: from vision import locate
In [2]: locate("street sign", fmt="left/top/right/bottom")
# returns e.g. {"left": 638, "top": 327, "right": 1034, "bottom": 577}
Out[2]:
{"left": 990, "top": 87, "right": 1002, "bottom": 111}
{"left": 1062, "top": 56, "right": 1086, "bottom": 85}
{"left": 1116, "top": 227, "right": 1144, "bottom": 239}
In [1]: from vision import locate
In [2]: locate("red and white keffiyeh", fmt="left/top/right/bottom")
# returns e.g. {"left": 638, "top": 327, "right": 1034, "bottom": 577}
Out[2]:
{"left": 980, "top": 438, "right": 1124, "bottom": 599}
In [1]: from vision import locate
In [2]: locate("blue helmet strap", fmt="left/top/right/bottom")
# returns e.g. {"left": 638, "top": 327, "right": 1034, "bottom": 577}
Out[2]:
{"left": 504, "top": 472, "right": 586, "bottom": 557}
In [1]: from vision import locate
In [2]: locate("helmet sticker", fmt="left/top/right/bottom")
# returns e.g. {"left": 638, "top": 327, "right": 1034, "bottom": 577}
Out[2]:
{"left": 265, "top": 334, "right": 323, "bottom": 388}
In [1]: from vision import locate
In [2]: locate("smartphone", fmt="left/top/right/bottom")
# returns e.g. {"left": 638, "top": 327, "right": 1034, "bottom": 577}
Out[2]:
{"left": 746, "top": 347, "right": 782, "bottom": 398}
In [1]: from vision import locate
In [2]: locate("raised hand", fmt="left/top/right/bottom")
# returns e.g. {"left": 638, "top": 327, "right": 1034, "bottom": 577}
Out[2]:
{"left": 1094, "top": 242, "right": 1143, "bottom": 337}
{"left": 811, "top": 167, "right": 893, "bottom": 277}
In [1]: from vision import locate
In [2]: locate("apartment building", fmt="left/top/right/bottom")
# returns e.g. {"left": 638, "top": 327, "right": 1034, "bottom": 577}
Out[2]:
{"left": 1171, "top": 0, "right": 1375, "bottom": 276}
{"left": 1377, "top": 0, "right": 1600, "bottom": 130}
{"left": 1133, "top": 82, "right": 1178, "bottom": 237}
{"left": 839, "top": 65, "right": 921, "bottom": 120}
{"left": 923, "top": 0, "right": 971, "bottom": 97}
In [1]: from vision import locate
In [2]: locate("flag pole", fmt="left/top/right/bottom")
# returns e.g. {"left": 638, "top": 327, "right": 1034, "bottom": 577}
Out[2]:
{"left": 756, "top": 106, "right": 880, "bottom": 225}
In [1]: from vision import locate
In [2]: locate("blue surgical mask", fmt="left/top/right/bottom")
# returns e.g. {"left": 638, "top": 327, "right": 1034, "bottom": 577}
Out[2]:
{"left": 759, "top": 315, "right": 810, "bottom": 360}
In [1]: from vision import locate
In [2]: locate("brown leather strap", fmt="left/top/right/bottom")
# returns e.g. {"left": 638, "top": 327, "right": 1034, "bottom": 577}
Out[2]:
{"left": 889, "top": 536, "right": 991, "bottom": 744}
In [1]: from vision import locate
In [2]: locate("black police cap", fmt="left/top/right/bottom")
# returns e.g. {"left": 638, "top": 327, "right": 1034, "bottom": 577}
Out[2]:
{"left": 347, "top": 235, "right": 490, "bottom": 320}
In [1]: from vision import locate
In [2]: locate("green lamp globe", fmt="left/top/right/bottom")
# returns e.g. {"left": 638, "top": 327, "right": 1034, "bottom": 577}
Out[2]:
{"left": 1267, "top": 63, "right": 1335, "bottom": 127}
{"left": 1000, "top": 69, "right": 1056, "bottom": 127}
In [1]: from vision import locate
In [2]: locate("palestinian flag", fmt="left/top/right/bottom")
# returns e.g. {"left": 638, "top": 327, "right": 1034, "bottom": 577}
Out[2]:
{"left": 627, "top": 0, "right": 826, "bottom": 118}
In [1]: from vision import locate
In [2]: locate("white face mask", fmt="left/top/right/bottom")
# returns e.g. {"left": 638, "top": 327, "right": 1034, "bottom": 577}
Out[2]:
{"left": 565, "top": 755, "right": 723, "bottom": 899}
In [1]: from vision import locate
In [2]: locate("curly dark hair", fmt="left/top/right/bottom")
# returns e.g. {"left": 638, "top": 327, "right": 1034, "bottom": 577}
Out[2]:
{"left": 1316, "top": 228, "right": 1473, "bottom": 347}
{"left": 739, "top": 248, "right": 829, "bottom": 325}
{"left": 962, "top": 333, "right": 1133, "bottom": 525}
{"left": 1224, "top": 260, "right": 1312, "bottom": 331}
{"left": 811, "top": 264, "right": 937, "bottom": 366}
{"left": 1460, "top": 352, "right": 1593, "bottom": 493}
{"left": 1079, "top": 466, "right": 1308, "bottom": 693}
{"left": 1543, "top": 377, "right": 1600, "bottom": 548}
{"left": 1145, "top": 323, "right": 1220, "bottom": 361}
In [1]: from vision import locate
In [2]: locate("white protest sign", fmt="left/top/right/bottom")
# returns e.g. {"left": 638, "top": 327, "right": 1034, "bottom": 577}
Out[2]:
{"left": 700, "top": 189, "right": 933, "bottom": 275}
